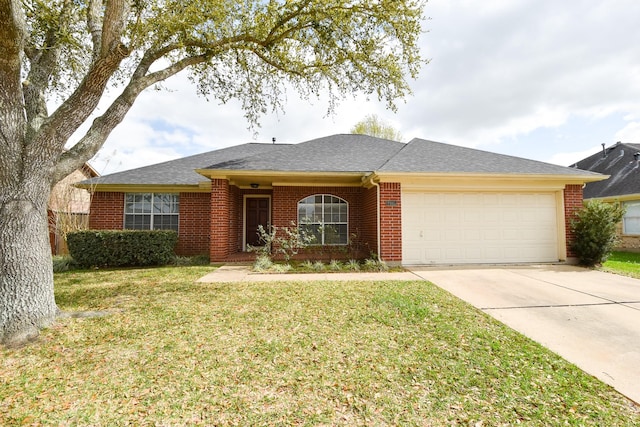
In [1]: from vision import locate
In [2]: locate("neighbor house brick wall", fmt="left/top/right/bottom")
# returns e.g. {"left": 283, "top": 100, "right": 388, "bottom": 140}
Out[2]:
{"left": 210, "top": 179, "right": 230, "bottom": 261}
{"left": 379, "top": 182, "right": 402, "bottom": 262}
{"left": 271, "top": 186, "right": 368, "bottom": 259}
{"left": 176, "top": 192, "right": 210, "bottom": 256}
{"left": 89, "top": 192, "right": 124, "bottom": 229}
{"left": 615, "top": 219, "right": 640, "bottom": 251}
{"left": 563, "top": 184, "right": 583, "bottom": 259}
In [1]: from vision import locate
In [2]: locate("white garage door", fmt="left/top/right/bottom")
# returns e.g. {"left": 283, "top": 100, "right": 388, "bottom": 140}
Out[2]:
{"left": 402, "top": 192, "right": 559, "bottom": 265}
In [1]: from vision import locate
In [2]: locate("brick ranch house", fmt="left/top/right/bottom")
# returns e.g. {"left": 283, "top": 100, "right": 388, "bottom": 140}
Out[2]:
{"left": 79, "top": 134, "right": 604, "bottom": 265}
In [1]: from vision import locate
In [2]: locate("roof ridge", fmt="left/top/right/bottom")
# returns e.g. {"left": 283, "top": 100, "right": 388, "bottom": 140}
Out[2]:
{"left": 376, "top": 139, "right": 411, "bottom": 170}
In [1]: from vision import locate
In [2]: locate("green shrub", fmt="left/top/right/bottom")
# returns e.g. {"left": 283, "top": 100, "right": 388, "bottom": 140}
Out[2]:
{"left": 346, "top": 259, "right": 361, "bottom": 271}
{"left": 173, "top": 254, "right": 211, "bottom": 266}
{"left": 312, "top": 261, "right": 325, "bottom": 271}
{"left": 570, "top": 200, "right": 625, "bottom": 266}
{"left": 67, "top": 230, "right": 178, "bottom": 268}
{"left": 52, "top": 255, "right": 80, "bottom": 273}
{"left": 329, "top": 259, "right": 342, "bottom": 271}
{"left": 253, "top": 254, "right": 274, "bottom": 272}
{"left": 364, "top": 258, "right": 389, "bottom": 272}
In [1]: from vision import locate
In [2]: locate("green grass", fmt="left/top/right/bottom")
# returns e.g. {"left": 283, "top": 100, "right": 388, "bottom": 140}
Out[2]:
{"left": 1, "top": 266, "right": 638, "bottom": 425}
{"left": 601, "top": 251, "right": 640, "bottom": 278}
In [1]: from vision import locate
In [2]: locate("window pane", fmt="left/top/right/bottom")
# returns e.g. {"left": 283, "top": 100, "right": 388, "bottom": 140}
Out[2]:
{"left": 313, "top": 203, "right": 323, "bottom": 221}
{"left": 125, "top": 215, "right": 150, "bottom": 230}
{"left": 624, "top": 217, "right": 640, "bottom": 235}
{"left": 153, "top": 214, "right": 178, "bottom": 231}
{"left": 324, "top": 224, "right": 348, "bottom": 244}
{"left": 624, "top": 202, "right": 640, "bottom": 234}
{"left": 297, "top": 194, "right": 348, "bottom": 245}
{"left": 300, "top": 224, "right": 321, "bottom": 244}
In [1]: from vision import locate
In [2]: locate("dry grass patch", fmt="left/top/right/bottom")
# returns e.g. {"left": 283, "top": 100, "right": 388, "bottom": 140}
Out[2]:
{"left": 1, "top": 266, "right": 638, "bottom": 425}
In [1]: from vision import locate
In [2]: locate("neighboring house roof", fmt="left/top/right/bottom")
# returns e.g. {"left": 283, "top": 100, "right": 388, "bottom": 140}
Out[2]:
{"left": 572, "top": 142, "right": 640, "bottom": 199}
{"left": 80, "top": 134, "right": 603, "bottom": 188}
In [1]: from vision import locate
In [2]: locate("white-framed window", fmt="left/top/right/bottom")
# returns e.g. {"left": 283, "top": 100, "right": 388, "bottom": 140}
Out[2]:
{"left": 623, "top": 201, "right": 640, "bottom": 235}
{"left": 297, "top": 194, "right": 348, "bottom": 245}
{"left": 124, "top": 193, "right": 179, "bottom": 231}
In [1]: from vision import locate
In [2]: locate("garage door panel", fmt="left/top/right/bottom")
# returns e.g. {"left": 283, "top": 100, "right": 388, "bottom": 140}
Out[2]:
{"left": 402, "top": 191, "right": 559, "bottom": 265}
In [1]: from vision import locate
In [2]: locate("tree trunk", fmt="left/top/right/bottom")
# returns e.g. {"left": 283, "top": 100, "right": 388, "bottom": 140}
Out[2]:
{"left": 0, "top": 182, "right": 57, "bottom": 347}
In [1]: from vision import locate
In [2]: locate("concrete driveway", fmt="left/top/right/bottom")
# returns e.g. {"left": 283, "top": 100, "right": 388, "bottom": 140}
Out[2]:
{"left": 409, "top": 264, "right": 640, "bottom": 405}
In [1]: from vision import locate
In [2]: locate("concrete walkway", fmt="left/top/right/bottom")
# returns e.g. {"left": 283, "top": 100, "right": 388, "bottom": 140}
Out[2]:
{"left": 410, "top": 264, "right": 640, "bottom": 405}
{"left": 197, "top": 264, "right": 422, "bottom": 282}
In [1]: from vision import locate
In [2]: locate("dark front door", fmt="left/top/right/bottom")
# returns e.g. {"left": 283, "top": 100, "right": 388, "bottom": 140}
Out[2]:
{"left": 246, "top": 197, "right": 270, "bottom": 248}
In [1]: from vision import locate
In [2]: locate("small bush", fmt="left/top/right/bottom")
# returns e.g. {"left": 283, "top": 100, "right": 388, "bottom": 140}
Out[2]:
{"left": 52, "top": 255, "right": 79, "bottom": 273}
{"left": 253, "top": 254, "right": 274, "bottom": 272}
{"left": 346, "top": 259, "right": 361, "bottom": 271}
{"left": 271, "top": 263, "right": 293, "bottom": 273}
{"left": 363, "top": 258, "right": 389, "bottom": 272}
{"left": 329, "top": 260, "right": 342, "bottom": 271}
{"left": 67, "top": 230, "right": 178, "bottom": 268}
{"left": 173, "top": 255, "right": 210, "bottom": 266}
{"left": 570, "top": 200, "right": 625, "bottom": 266}
{"left": 312, "top": 261, "right": 325, "bottom": 271}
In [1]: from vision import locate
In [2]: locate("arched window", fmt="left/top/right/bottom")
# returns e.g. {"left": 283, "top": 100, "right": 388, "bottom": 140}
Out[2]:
{"left": 298, "top": 195, "right": 348, "bottom": 245}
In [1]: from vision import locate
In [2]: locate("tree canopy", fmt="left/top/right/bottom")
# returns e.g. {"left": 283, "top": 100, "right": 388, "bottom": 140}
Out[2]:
{"left": 0, "top": 0, "right": 425, "bottom": 346}
{"left": 351, "top": 114, "right": 404, "bottom": 141}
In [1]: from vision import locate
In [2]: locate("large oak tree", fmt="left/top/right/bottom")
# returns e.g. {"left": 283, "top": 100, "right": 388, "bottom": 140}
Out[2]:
{"left": 0, "top": 0, "right": 424, "bottom": 346}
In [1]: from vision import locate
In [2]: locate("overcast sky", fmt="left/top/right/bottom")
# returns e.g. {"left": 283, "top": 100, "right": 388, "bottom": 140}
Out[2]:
{"left": 83, "top": 0, "right": 640, "bottom": 174}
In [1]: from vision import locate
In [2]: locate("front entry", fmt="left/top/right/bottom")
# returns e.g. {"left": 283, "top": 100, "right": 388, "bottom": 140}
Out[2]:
{"left": 245, "top": 197, "right": 270, "bottom": 248}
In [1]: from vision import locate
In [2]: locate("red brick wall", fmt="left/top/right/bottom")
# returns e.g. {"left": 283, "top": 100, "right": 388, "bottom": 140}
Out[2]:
{"left": 271, "top": 186, "right": 369, "bottom": 259}
{"left": 210, "top": 179, "right": 230, "bottom": 261}
{"left": 361, "top": 186, "right": 379, "bottom": 257}
{"left": 379, "top": 182, "right": 402, "bottom": 262}
{"left": 89, "top": 192, "right": 124, "bottom": 229}
{"left": 90, "top": 191, "right": 210, "bottom": 257}
{"left": 229, "top": 185, "right": 240, "bottom": 253}
{"left": 176, "top": 192, "right": 210, "bottom": 256}
{"left": 564, "top": 184, "right": 584, "bottom": 259}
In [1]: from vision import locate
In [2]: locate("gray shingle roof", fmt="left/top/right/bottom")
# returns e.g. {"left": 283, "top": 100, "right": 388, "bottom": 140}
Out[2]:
{"left": 574, "top": 142, "right": 640, "bottom": 199}
{"left": 204, "top": 134, "right": 405, "bottom": 172}
{"left": 380, "top": 138, "right": 603, "bottom": 176}
{"left": 83, "top": 143, "right": 286, "bottom": 185}
{"left": 83, "top": 134, "right": 602, "bottom": 187}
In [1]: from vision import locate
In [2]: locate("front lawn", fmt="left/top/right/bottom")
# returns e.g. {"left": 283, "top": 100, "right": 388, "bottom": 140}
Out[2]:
{"left": 601, "top": 251, "right": 640, "bottom": 278}
{"left": 1, "top": 267, "right": 638, "bottom": 425}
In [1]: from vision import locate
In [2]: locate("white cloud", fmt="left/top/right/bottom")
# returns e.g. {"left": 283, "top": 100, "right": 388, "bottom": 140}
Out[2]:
{"left": 547, "top": 145, "right": 603, "bottom": 167}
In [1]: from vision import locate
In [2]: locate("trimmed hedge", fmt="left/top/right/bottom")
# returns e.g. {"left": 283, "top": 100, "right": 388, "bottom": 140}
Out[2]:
{"left": 67, "top": 230, "right": 178, "bottom": 267}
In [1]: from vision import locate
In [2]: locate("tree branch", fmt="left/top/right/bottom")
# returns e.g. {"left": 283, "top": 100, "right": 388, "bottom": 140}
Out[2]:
{"left": 101, "top": 0, "right": 129, "bottom": 57}
{"left": 87, "top": 0, "right": 103, "bottom": 61}
{"left": 54, "top": 53, "right": 209, "bottom": 180}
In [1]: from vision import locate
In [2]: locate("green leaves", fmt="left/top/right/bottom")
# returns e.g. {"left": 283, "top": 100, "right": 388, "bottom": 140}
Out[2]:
{"left": 570, "top": 200, "right": 626, "bottom": 266}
